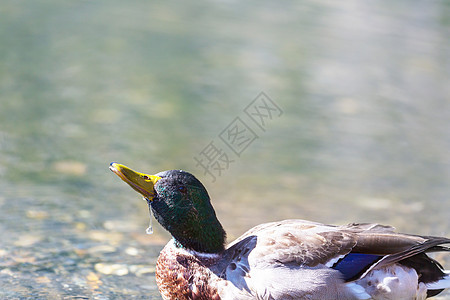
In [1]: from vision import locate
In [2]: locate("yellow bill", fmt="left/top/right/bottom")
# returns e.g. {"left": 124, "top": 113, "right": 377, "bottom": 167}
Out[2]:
{"left": 109, "top": 162, "right": 161, "bottom": 201}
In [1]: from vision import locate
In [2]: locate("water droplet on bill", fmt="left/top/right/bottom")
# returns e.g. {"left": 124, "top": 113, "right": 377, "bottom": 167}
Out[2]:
{"left": 145, "top": 226, "right": 153, "bottom": 235}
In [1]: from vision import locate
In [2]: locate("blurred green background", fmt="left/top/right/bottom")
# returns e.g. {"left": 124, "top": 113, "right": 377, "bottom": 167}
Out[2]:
{"left": 0, "top": 0, "right": 449, "bottom": 298}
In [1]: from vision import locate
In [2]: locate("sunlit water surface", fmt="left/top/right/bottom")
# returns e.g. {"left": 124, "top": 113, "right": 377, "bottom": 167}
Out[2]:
{"left": 0, "top": 1, "right": 449, "bottom": 299}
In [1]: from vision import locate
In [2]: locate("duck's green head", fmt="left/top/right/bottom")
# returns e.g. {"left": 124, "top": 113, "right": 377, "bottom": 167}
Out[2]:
{"left": 110, "top": 163, "right": 226, "bottom": 253}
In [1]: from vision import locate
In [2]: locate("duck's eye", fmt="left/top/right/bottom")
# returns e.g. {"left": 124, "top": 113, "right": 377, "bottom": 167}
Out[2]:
{"left": 178, "top": 186, "right": 187, "bottom": 193}
{"left": 143, "top": 175, "right": 150, "bottom": 180}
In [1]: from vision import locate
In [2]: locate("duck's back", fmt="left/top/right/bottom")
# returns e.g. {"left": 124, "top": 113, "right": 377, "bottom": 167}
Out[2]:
{"left": 155, "top": 220, "right": 449, "bottom": 300}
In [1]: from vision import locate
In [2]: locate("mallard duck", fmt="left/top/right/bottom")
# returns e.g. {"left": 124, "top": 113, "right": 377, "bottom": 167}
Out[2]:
{"left": 109, "top": 163, "right": 450, "bottom": 300}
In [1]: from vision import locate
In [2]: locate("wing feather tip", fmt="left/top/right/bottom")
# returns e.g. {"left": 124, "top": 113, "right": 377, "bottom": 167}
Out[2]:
{"left": 426, "top": 272, "right": 450, "bottom": 290}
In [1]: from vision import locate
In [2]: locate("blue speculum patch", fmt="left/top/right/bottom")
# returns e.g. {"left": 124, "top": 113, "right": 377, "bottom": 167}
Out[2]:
{"left": 332, "top": 253, "right": 382, "bottom": 281}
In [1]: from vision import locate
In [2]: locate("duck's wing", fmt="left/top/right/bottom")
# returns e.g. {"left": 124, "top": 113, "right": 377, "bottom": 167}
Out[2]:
{"left": 229, "top": 220, "right": 449, "bottom": 268}
{"left": 218, "top": 220, "right": 449, "bottom": 299}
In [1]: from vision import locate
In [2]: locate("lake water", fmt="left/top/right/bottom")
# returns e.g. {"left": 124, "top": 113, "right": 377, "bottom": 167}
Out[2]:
{"left": 0, "top": 0, "right": 449, "bottom": 299}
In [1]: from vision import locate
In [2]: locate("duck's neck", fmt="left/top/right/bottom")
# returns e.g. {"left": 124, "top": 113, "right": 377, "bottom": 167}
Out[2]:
{"left": 172, "top": 214, "right": 226, "bottom": 254}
